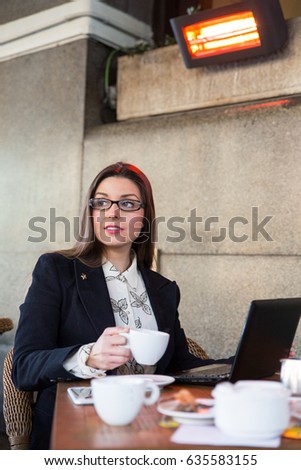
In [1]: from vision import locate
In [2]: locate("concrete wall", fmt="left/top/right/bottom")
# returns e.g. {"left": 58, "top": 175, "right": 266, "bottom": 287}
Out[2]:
{"left": 0, "top": 40, "right": 88, "bottom": 330}
{"left": 212, "top": 1, "right": 301, "bottom": 20}
{"left": 1, "top": 10, "right": 301, "bottom": 359}
{"left": 99, "top": 16, "right": 301, "bottom": 359}
{"left": 0, "top": 1, "right": 68, "bottom": 24}
{"left": 0, "top": 0, "right": 154, "bottom": 436}
{"left": 0, "top": 38, "right": 89, "bottom": 433}
{"left": 1, "top": 2, "right": 301, "bottom": 438}
{"left": 116, "top": 16, "right": 301, "bottom": 120}
{"left": 82, "top": 102, "right": 301, "bottom": 359}
{"left": 0, "top": 0, "right": 154, "bottom": 25}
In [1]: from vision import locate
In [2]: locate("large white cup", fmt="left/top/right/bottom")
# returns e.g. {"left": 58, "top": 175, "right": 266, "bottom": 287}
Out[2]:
{"left": 212, "top": 380, "right": 290, "bottom": 439}
{"left": 280, "top": 358, "right": 301, "bottom": 396}
{"left": 91, "top": 376, "right": 160, "bottom": 426}
{"left": 120, "top": 328, "right": 170, "bottom": 365}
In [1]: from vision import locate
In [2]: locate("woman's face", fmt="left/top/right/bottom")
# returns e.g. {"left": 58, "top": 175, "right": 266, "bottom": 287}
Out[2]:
{"left": 92, "top": 176, "right": 145, "bottom": 252}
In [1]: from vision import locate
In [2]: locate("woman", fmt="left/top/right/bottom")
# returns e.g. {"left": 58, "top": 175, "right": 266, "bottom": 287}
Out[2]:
{"left": 12, "top": 162, "right": 216, "bottom": 449}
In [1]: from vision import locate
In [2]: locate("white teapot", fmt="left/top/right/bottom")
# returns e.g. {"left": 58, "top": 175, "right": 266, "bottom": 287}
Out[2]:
{"left": 280, "top": 358, "right": 301, "bottom": 396}
{"left": 212, "top": 380, "right": 290, "bottom": 439}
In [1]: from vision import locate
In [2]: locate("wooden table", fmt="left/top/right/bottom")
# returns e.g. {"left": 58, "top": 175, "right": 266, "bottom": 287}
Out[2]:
{"left": 51, "top": 380, "right": 301, "bottom": 450}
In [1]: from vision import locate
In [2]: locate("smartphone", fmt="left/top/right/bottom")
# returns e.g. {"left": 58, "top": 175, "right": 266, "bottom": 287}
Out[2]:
{"left": 67, "top": 387, "right": 93, "bottom": 405}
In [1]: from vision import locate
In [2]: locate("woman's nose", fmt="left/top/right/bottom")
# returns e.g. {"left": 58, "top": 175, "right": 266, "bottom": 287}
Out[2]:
{"left": 105, "top": 202, "right": 120, "bottom": 217}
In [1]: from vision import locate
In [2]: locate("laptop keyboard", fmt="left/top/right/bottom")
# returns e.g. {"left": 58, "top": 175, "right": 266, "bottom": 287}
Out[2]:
{"left": 174, "top": 364, "right": 231, "bottom": 384}
{"left": 175, "top": 373, "right": 229, "bottom": 384}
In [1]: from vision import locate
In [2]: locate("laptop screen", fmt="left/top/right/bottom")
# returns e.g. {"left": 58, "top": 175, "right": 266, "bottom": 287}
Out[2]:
{"left": 229, "top": 298, "right": 301, "bottom": 382}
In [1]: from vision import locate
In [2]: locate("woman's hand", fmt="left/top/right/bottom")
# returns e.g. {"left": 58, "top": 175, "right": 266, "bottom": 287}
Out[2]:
{"left": 289, "top": 342, "right": 296, "bottom": 358}
{"left": 86, "top": 326, "right": 131, "bottom": 370}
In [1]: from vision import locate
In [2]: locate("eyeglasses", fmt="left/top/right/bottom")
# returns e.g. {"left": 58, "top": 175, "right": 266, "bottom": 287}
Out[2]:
{"left": 89, "top": 198, "right": 144, "bottom": 212}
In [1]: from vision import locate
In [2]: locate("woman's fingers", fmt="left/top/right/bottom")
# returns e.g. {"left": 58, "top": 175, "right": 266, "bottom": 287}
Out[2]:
{"left": 87, "top": 326, "right": 131, "bottom": 370}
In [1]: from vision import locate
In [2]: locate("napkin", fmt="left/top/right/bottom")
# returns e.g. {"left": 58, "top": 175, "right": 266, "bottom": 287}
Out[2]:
{"left": 171, "top": 425, "right": 281, "bottom": 448}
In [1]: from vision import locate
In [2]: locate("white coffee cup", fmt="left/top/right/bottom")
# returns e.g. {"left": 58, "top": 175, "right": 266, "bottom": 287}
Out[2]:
{"left": 91, "top": 376, "right": 160, "bottom": 426}
{"left": 120, "top": 328, "right": 170, "bottom": 365}
{"left": 212, "top": 380, "right": 290, "bottom": 439}
{"left": 280, "top": 358, "right": 301, "bottom": 396}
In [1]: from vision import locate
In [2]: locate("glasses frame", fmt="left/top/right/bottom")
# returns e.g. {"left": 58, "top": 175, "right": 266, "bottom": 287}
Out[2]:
{"left": 89, "top": 197, "right": 145, "bottom": 212}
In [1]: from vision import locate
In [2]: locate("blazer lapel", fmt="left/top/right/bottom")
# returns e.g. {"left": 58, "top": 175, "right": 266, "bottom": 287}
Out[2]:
{"left": 139, "top": 264, "right": 176, "bottom": 335}
{"left": 139, "top": 265, "right": 179, "bottom": 374}
{"left": 73, "top": 259, "right": 115, "bottom": 336}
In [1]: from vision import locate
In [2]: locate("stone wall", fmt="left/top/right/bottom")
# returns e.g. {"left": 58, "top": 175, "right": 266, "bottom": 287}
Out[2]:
{"left": 1, "top": 13, "right": 301, "bottom": 360}
{"left": 3, "top": 0, "right": 301, "bottom": 445}
{"left": 212, "top": 0, "right": 301, "bottom": 20}
{"left": 96, "top": 16, "right": 301, "bottom": 359}
{"left": 117, "top": 17, "right": 301, "bottom": 120}
{"left": 0, "top": 38, "right": 89, "bottom": 435}
{"left": 1, "top": 6, "right": 301, "bottom": 436}
{"left": 83, "top": 102, "right": 301, "bottom": 359}
{"left": 0, "top": 0, "right": 153, "bottom": 436}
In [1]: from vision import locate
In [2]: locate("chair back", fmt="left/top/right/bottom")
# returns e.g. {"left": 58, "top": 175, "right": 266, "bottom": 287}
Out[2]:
{"left": 3, "top": 348, "right": 33, "bottom": 450}
{"left": 186, "top": 337, "right": 209, "bottom": 360}
{"left": 0, "top": 317, "right": 13, "bottom": 335}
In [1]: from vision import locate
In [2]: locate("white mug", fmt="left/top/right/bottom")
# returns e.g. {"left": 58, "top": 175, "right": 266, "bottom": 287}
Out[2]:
{"left": 91, "top": 376, "right": 160, "bottom": 426}
{"left": 212, "top": 380, "right": 290, "bottom": 439}
{"left": 120, "top": 328, "right": 170, "bottom": 365}
{"left": 280, "top": 358, "right": 301, "bottom": 396}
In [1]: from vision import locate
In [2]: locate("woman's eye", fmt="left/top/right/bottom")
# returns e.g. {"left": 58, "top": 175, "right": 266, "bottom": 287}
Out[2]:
{"left": 97, "top": 199, "right": 109, "bottom": 207}
{"left": 121, "top": 200, "right": 135, "bottom": 208}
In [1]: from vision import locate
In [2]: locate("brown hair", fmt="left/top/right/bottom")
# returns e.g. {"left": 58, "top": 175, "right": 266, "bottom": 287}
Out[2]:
{"left": 58, "top": 162, "right": 156, "bottom": 269}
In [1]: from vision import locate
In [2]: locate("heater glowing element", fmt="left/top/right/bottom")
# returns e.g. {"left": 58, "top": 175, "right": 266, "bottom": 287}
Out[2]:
{"left": 170, "top": 0, "right": 288, "bottom": 68}
{"left": 183, "top": 11, "right": 261, "bottom": 59}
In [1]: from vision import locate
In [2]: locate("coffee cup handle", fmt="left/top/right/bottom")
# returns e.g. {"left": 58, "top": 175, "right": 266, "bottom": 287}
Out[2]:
{"left": 119, "top": 332, "right": 130, "bottom": 349}
{"left": 143, "top": 383, "right": 160, "bottom": 405}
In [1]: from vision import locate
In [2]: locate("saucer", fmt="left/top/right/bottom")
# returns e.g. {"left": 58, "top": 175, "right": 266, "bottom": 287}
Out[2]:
{"left": 121, "top": 374, "right": 175, "bottom": 388}
{"left": 138, "top": 374, "right": 175, "bottom": 388}
{"left": 157, "top": 398, "right": 215, "bottom": 425}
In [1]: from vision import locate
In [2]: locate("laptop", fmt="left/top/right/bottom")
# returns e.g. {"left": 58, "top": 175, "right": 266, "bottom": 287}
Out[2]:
{"left": 173, "top": 298, "right": 301, "bottom": 385}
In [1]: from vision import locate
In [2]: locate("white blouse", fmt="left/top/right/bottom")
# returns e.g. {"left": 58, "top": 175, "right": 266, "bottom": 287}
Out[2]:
{"left": 64, "top": 255, "right": 158, "bottom": 377}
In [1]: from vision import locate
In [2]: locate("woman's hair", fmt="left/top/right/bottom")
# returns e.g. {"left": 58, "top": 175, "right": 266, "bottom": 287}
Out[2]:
{"left": 58, "top": 162, "right": 156, "bottom": 269}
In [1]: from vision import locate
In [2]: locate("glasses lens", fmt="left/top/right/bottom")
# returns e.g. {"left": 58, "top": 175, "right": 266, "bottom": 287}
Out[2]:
{"left": 118, "top": 200, "right": 142, "bottom": 211}
{"left": 90, "top": 198, "right": 111, "bottom": 210}
{"left": 89, "top": 198, "right": 143, "bottom": 211}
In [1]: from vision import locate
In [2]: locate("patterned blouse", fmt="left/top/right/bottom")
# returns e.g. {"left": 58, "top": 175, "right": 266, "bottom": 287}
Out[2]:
{"left": 64, "top": 255, "right": 158, "bottom": 377}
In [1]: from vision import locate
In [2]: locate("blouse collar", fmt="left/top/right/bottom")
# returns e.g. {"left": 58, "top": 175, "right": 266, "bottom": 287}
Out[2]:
{"left": 102, "top": 254, "right": 138, "bottom": 290}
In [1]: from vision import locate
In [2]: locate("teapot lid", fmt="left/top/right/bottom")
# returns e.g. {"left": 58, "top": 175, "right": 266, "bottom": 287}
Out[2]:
{"left": 212, "top": 380, "right": 290, "bottom": 398}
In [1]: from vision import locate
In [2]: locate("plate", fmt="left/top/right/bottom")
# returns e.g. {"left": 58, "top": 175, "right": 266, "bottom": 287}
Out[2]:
{"left": 157, "top": 398, "right": 215, "bottom": 425}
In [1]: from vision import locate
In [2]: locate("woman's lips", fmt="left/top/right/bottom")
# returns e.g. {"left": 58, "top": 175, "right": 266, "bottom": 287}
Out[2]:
{"left": 104, "top": 225, "right": 123, "bottom": 234}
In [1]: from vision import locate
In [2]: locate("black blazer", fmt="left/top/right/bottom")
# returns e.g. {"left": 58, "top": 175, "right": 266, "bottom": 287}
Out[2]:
{"left": 12, "top": 253, "right": 212, "bottom": 449}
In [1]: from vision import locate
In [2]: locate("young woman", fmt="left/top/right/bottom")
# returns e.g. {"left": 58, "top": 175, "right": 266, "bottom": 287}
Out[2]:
{"left": 12, "top": 162, "right": 216, "bottom": 449}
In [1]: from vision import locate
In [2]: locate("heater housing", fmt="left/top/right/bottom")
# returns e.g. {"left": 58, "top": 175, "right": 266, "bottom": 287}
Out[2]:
{"left": 170, "top": 0, "right": 288, "bottom": 68}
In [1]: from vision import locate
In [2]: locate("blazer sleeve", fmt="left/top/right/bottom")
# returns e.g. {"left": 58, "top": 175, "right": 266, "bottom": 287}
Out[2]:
{"left": 12, "top": 254, "right": 82, "bottom": 391}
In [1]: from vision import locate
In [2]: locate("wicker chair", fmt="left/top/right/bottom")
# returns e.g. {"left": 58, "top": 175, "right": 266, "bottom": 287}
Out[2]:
{"left": 3, "top": 348, "right": 33, "bottom": 450}
{"left": 186, "top": 337, "right": 209, "bottom": 360}
{"left": 0, "top": 317, "right": 13, "bottom": 335}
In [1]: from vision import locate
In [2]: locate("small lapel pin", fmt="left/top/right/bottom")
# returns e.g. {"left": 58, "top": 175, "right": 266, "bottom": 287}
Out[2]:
{"left": 81, "top": 273, "right": 87, "bottom": 280}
